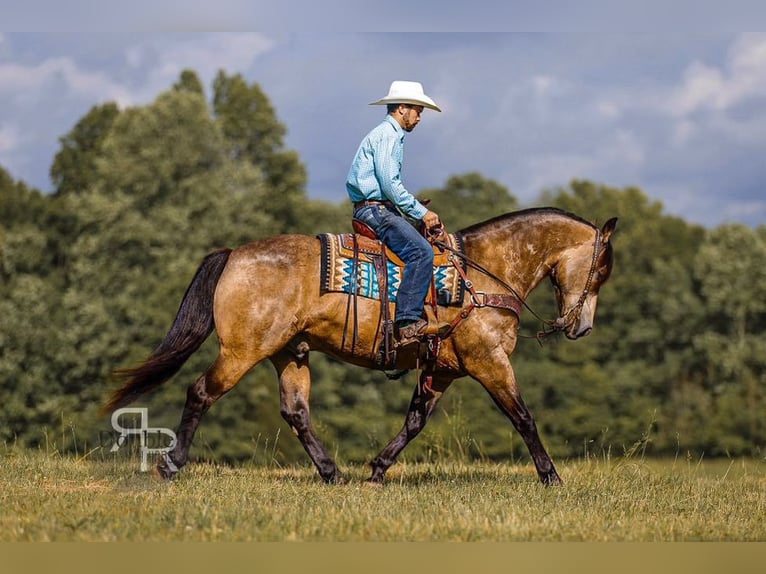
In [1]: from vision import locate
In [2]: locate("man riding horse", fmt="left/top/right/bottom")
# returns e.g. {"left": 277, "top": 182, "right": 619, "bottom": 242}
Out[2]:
{"left": 346, "top": 80, "right": 449, "bottom": 347}
{"left": 104, "top": 82, "right": 619, "bottom": 487}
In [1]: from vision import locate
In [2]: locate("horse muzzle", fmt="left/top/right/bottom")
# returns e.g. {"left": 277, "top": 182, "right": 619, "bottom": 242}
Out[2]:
{"left": 569, "top": 324, "right": 592, "bottom": 339}
{"left": 553, "top": 315, "right": 592, "bottom": 340}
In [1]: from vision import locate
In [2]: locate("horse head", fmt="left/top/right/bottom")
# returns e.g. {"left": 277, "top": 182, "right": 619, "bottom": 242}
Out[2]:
{"left": 550, "top": 217, "right": 617, "bottom": 339}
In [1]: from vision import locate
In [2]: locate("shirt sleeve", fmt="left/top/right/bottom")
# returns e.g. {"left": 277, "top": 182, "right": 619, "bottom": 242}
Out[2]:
{"left": 374, "top": 130, "right": 428, "bottom": 220}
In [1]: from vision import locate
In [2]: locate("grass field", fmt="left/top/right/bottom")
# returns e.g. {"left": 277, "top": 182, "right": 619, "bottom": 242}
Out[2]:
{"left": 1, "top": 449, "right": 764, "bottom": 542}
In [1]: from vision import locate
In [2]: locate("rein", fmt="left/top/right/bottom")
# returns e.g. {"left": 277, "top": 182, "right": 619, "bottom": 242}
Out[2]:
{"left": 431, "top": 225, "right": 602, "bottom": 341}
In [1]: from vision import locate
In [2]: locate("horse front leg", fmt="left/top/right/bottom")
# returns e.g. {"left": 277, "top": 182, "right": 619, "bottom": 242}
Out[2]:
{"left": 469, "top": 354, "right": 562, "bottom": 486}
{"left": 367, "top": 372, "right": 454, "bottom": 484}
{"left": 271, "top": 351, "right": 347, "bottom": 485}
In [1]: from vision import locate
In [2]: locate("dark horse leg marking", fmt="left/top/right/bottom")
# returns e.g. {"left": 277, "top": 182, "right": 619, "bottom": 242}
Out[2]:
{"left": 157, "top": 352, "right": 255, "bottom": 479}
{"left": 271, "top": 351, "right": 347, "bottom": 484}
{"left": 367, "top": 372, "right": 454, "bottom": 484}
{"left": 157, "top": 373, "right": 212, "bottom": 479}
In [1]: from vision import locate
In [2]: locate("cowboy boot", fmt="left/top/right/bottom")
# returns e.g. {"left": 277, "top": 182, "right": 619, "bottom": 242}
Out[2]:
{"left": 395, "top": 314, "right": 451, "bottom": 347}
{"left": 394, "top": 319, "right": 429, "bottom": 347}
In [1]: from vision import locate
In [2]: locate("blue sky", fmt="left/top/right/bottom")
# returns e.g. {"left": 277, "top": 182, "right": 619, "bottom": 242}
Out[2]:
{"left": 1, "top": 31, "right": 765, "bottom": 228}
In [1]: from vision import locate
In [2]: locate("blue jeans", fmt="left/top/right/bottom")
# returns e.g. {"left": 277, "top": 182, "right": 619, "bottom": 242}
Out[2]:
{"left": 353, "top": 204, "right": 434, "bottom": 324}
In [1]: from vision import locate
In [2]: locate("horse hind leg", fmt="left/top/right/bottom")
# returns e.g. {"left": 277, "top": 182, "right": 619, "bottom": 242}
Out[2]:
{"left": 156, "top": 350, "right": 254, "bottom": 479}
{"left": 271, "top": 350, "right": 347, "bottom": 485}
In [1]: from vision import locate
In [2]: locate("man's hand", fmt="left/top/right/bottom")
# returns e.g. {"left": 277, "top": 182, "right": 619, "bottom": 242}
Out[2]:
{"left": 422, "top": 210, "right": 441, "bottom": 231}
{"left": 422, "top": 210, "right": 444, "bottom": 241}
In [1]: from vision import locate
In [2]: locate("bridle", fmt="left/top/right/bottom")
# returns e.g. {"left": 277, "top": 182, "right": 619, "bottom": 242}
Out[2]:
{"left": 546, "top": 227, "right": 602, "bottom": 336}
{"left": 431, "top": 225, "right": 603, "bottom": 341}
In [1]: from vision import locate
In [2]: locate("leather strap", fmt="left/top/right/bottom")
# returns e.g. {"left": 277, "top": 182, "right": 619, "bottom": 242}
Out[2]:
{"left": 372, "top": 250, "right": 395, "bottom": 368}
{"left": 439, "top": 254, "right": 523, "bottom": 339}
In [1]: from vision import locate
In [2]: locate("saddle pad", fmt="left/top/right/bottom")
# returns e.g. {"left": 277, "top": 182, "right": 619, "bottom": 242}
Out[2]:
{"left": 318, "top": 233, "right": 466, "bottom": 305}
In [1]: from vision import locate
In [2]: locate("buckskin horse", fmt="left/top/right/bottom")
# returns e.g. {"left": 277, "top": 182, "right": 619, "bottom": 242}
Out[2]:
{"left": 104, "top": 207, "right": 617, "bottom": 486}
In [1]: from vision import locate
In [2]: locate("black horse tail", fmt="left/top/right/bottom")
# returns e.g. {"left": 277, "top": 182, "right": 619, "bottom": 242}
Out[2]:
{"left": 102, "top": 248, "right": 233, "bottom": 414}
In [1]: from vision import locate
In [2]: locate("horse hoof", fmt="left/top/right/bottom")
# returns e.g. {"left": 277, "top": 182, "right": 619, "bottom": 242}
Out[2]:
{"left": 152, "top": 465, "right": 172, "bottom": 481}
{"left": 542, "top": 474, "right": 564, "bottom": 487}
{"left": 154, "top": 458, "right": 179, "bottom": 481}
{"left": 363, "top": 478, "right": 384, "bottom": 488}
{"left": 325, "top": 472, "right": 349, "bottom": 485}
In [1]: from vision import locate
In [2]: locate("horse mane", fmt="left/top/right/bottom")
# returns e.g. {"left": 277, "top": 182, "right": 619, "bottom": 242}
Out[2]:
{"left": 457, "top": 207, "right": 597, "bottom": 238}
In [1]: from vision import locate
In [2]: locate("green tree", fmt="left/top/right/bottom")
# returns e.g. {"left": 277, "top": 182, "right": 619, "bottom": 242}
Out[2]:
{"left": 690, "top": 224, "right": 766, "bottom": 455}
{"left": 0, "top": 71, "right": 306, "bottom": 454}
{"left": 0, "top": 168, "right": 74, "bottom": 446}
{"left": 54, "top": 83, "right": 285, "bottom": 452}
{"left": 1, "top": 170, "right": 51, "bottom": 278}
{"left": 50, "top": 103, "right": 120, "bottom": 197}
{"left": 173, "top": 69, "right": 205, "bottom": 96}
{"left": 212, "top": 71, "right": 307, "bottom": 229}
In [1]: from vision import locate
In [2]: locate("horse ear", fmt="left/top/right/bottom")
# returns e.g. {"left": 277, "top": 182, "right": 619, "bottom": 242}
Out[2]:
{"left": 601, "top": 217, "right": 618, "bottom": 243}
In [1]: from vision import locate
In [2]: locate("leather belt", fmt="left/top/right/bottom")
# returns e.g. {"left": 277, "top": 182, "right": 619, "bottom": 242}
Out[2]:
{"left": 353, "top": 199, "right": 395, "bottom": 210}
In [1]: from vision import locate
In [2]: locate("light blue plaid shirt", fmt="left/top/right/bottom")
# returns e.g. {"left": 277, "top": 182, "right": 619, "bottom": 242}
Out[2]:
{"left": 346, "top": 115, "right": 428, "bottom": 220}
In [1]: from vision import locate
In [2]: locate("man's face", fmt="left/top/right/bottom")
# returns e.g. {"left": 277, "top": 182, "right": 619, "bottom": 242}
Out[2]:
{"left": 399, "top": 104, "right": 424, "bottom": 132}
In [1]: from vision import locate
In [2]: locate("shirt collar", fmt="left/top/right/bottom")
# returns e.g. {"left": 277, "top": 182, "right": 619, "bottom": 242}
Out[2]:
{"left": 384, "top": 114, "right": 404, "bottom": 137}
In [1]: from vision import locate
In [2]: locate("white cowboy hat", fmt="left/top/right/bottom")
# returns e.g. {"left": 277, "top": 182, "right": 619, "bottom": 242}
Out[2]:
{"left": 369, "top": 80, "right": 441, "bottom": 112}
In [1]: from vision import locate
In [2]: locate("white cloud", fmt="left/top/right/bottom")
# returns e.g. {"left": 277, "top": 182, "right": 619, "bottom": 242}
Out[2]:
{"left": 0, "top": 33, "right": 278, "bottom": 191}
{"left": 668, "top": 33, "right": 766, "bottom": 117}
{"left": 0, "top": 57, "right": 132, "bottom": 106}
{"left": 589, "top": 33, "right": 766, "bottom": 128}
{"left": 0, "top": 33, "right": 274, "bottom": 108}
{"left": 670, "top": 61, "right": 727, "bottom": 116}
{"left": 729, "top": 33, "right": 766, "bottom": 78}
{"left": 164, "top": 34, "right": 273, "bottom": 77}
{"left": 123, "top": 34, "right": 275, "bottom": 103}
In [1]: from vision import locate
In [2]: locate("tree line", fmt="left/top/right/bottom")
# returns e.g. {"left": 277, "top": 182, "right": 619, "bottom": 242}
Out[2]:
{"left": 1, "top": 69, "right": 764, "bottom": 466}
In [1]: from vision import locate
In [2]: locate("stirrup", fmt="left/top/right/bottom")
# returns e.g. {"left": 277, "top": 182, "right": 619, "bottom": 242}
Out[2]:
{"left": 395, "top": 319, "right": 428, "bottom": 347}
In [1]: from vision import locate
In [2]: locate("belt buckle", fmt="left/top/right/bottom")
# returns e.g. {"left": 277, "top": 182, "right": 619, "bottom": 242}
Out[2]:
{"left": 471, "top": 291, "right": 487, "bottom": 307}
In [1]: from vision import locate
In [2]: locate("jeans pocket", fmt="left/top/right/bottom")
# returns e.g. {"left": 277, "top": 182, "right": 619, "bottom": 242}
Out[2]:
{"left": 354, "top": 205, "right": 383, "bottom": 230}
